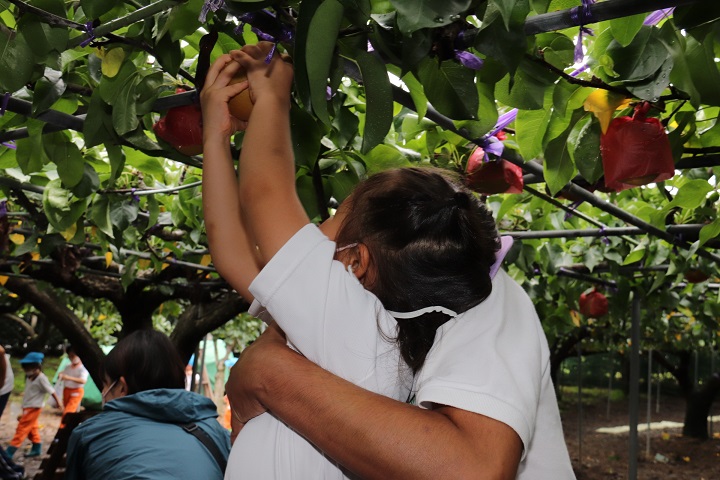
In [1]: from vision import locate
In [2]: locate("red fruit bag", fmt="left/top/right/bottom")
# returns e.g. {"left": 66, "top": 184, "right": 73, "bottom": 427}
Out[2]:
{"left": 465, "top": 147, "right": 523, "bottom": 195}
{"left": 600, "top": 102, "right": 675, "bottom": 191}
{"left": 579, "top": 290, "right": 608, "bottom": 317}
{"left": 153, "top": 89, "right": 204, "bottom": 156}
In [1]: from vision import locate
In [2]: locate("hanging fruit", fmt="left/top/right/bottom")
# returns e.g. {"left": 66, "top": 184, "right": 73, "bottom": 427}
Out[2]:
{"left": 579, "top": 289, "right": 608, "bottom": 317}
{"left": 465, "top": 147, "right": 523, "bottom": 195}
{"left": 600, "top": 102, "right": 675, "bottom": 192}
{"left": 227, "top": 64, "right": 255, "bottom": 121}
{"left": 684, "top": 268, "right": 710, "bottom": 284}
{"left": 153, "top": 89, "right": 204, "bottom": 156}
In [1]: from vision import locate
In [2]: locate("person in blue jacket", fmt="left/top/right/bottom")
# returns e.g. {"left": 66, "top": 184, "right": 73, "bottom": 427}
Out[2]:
{"left": 65, "top": 330, "right": 230, "bottom": 480}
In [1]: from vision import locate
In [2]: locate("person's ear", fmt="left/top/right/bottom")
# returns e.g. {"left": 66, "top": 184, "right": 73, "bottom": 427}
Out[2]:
{"left": 352, "top": 244, "right": 374, "bottom": 285}
{"left": 117, "top": 376, "right": 129, "bottom": 397}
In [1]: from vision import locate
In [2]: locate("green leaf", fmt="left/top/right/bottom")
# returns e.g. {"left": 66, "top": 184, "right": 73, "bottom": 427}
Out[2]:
{"left": 699, "top": 218, "right": 720, "bottom": 247}
{"left": 474, "top": 13, "right": 526, "bottom": 75}
{"left": 489, "top": 0, "right": 519, "bottom": 30}
{"left": 543, "top": 135, "right": 576, "bottom": 195}
{"left": 99, "top": 60, "right": 136, "bottom": 105}
{"left": 106, "top": 144, "right": 126, "bottom": 188}
{"left": 70, "top": 164, "right": 101, "bottom": 198}
{"left": 390, "top": 0, "right": 471, "bottom": 33}
{"left": 47, "top": 137, "right": 85, "bottom": 188}
{"left": 88, "top": 195, "right": 114, "bottom": 238}
{"left": 516, "top": 108, "right": 551, "bottom": 160}
{"left": 354, "top": 52, "right": 393, "bottom": 154}
{"left": 606, "top": 27, "right": 671, "bottom": 83}
{"left": 293, "top": 0, "right": 324, "bottom": 110}
{"left": 32, "top": 69, "right": 66, "bottom": 116}
{"left": 43, "top": 179, "right": 88, "bottom": 232}
{"left": 83, "top": 90, "right": 117, "bottom": 148}
{"left": 625, "top": 55, "right": 673, "bottom": 101}
{"left": 0, "top": 30, "right": 35, "bottom": 92}
{"left": 305, "top": 0, "right": 344, "bottom": 125}
{"left": 623, "top": 245, "right": 646, "bottom": 265}
{"left": 684, "top": 32, "right": 720, "bottom": 106}
{"left": 17, "top": 15, "right": 68, "bottom": 58}
{"left": 154, "top": 34, "right": 183, "bottom": 77}
{"left": 416, "top": 58, "right": 478, "bottom": 119}
{"left": 80, "top": 0, "right": 115, "bottom": 19}
{"left": 110, "top": 200, "right": 139, "bottom": 232}
{"left": 494, "top": 58, "right": 555, "bottom": 110}
{"left": 15, "top": 121, "right": 48, "bottom": 174}
{"left": 658, "top": 22, "right": 701, "bottom": 107}
{"left": 669, "top": 180, "right": 713, "bottom": 210}
{"left": 327, "top": 168, "right": 360, "bottom": 204}
{"left": 363, "top": 144, "right": 413, "bottom": 174}
{"left": 166, "top": 0, "right": 204, "bottom": 42}
{"left": 609, "top": 14, "right": 646, "bottom": 47}
{"left": 112, "top": 74, "right": 140, "bottom": 135}
{"left": 567, "top": 115, "right": 603, "bottom": 184}
{"left": 290, "top": 106, "right": 325, "bottom": 168}
{"left": 401, "top": 72, "right": 428, "bottom": 120}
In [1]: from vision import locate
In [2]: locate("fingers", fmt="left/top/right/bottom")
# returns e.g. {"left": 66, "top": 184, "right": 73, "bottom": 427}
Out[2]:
{"left": 204, "top": 54, "right": 234, "bottom": 90}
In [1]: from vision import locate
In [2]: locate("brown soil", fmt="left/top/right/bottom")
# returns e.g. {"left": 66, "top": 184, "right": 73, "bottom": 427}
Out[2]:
{"left": 561, "top": 393, "right": 720, "bottom": 479}
{"left": 1, "top": 394, "right": 64, "bottom": 477}
{"left": 1, "top": 393, "right": 719, "bottom": 478}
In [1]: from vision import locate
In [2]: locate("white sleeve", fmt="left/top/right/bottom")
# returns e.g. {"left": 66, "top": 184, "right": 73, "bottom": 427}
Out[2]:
{"left": 413, "top": 270, "right": 545, "bottom": 460}
{"left": 249, "top": 224, "right": 398, "bottom": 387}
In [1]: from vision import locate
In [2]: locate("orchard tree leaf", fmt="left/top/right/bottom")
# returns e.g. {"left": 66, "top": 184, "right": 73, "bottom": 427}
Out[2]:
{"left": 417, "top": 58, "right": 478, "bottom": 119}
{"left": 354, "top": 51, "right": 393, "bottom": 154}
{"left": 390, "top": 0, "right": 471, "bottom": 33}
{"left": 609, "top": 14, "right": 646, "bottom": 47}
{"left": 0, "top": 30, "right": 35, "bottom": 92}
{"left": 699, "top": 218, "right": 720, "bottom": 247}
{"left": 606, "top": 27, "right": 671, "bottom": 83}
{"left": 305, "top": 0, "right": 344, "bottom": 126}
{"left": 567, "top": 114, "right": 603, "bottom": 184}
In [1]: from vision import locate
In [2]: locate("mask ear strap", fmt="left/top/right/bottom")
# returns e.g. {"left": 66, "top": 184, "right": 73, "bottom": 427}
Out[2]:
{"left": 387, "top": 306, "right": 458, "bottom": 319}
{"left": 346, "top": 264, "right": 354, "bottom": 275}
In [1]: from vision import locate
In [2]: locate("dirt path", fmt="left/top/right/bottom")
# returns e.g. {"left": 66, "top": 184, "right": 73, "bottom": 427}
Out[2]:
{"left": 562, "top": 394, "right": 720, "bottom": 479}
{"left": 1, "top": 396, "right": 63, "bottom": 477}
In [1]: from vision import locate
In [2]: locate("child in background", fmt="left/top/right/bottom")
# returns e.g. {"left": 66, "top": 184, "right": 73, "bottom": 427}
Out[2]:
{"left": 5, "top": 352, "right": 61, "bottom": 459}
{"left": 57, "top": 345, "right": 88, "bottom": 428}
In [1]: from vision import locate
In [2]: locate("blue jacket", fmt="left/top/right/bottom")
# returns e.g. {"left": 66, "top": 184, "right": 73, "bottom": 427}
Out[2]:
{"left": 66, "top": 389, "right": 230, "bottom": 480}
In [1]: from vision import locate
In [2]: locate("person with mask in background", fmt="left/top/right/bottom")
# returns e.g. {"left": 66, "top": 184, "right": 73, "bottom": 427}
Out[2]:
{"left": 57, "top": 345, "right": 89, "bottom": 428}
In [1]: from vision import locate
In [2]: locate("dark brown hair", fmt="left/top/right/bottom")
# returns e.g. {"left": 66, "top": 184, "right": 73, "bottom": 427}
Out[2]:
{"left": 103, "top": 329, "right": 185, "bottom": 394}
{"left": 335, "top": 167, "right": 500, "bottom": 373}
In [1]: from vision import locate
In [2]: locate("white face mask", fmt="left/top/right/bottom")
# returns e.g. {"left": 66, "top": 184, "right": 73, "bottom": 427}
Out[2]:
{"left": 101, "top": 379, "right": 118, "bottom": 407}
{"left": 71, "top": 357, "right": 81, "bottom": 365}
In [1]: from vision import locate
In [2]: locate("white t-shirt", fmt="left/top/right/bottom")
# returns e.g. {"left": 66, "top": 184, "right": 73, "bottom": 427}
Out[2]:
{"left": 62, "top": 362, "right": 89, "bottom": 389}
{"left": 23, "top": 372, "right": 55, "bottom": 408}
{"left": 226, "top": 224, "right": 410, "bottom": 479}
{"left": 0, "top": 354, "right": 13, "bottom": 396}
{"left": 413, "top": 269, "right": 575, "bottom": 479}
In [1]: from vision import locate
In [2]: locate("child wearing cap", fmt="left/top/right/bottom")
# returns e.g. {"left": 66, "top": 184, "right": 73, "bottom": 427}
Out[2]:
{"left": 5, "top": 352, "right": 62, "bottom": 459}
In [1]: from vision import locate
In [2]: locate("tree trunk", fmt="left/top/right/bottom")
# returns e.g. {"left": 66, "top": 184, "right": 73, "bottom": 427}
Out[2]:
{"left": 682, "top": 373, "right": 720, "bottom": 439}
{"left": 5, "top": 277, "right": 105, "bottom": 386}
{"left": 170, "top": 292, "right": 248, "bottom": 362}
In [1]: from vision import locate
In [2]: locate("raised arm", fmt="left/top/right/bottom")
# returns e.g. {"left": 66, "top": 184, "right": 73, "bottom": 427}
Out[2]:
{"left": 229, "top": 44, "right": 310, "bottom": 264}
{"left": 227, "top": 325, "right": 522, "bottom": 480}
{"left": 201, "top": 54, "right": 263, "bottom": 300}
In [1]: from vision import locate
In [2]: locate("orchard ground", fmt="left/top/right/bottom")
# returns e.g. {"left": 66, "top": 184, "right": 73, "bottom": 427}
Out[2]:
{"left": 1, "top": 389, "right": 718, "bottom": 478}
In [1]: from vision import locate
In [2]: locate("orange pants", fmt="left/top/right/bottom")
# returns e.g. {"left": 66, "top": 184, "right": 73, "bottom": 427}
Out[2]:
{"left": 60, "top": 387, "right": 84, "bottom": 428}
{"left": 10, "top": 407, "right": 41, "bottom": 447}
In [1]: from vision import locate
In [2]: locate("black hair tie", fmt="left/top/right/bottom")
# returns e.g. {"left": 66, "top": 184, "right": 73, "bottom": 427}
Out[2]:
{"left": 453, "top": 191, "right": 470, "bottom": 209}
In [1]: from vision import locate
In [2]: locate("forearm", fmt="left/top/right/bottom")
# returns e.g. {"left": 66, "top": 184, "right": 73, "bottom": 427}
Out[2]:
{"left": 52, "top": 393, "right": 62, "bottom": 407}
{"left": 202, "top": 135, "right": 260, "bottom": 300}
{"left": 62, "top": 375, "right": 86, "bottom": 384}
{"left": 244, "top": 344, "right": 520, "bottom": 479}
{"left": 236, "top": 95, "right": 308, "bottom": 260}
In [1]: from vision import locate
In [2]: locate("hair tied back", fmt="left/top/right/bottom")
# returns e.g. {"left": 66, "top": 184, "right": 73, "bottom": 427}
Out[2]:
{"left": 453, "top": 191, "right": 471, "bottom": 209}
